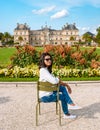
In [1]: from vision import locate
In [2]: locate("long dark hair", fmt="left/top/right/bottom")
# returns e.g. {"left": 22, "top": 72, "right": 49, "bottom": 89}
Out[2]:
{"left": 39, "top": 52, "right": 53, "bottom": 73}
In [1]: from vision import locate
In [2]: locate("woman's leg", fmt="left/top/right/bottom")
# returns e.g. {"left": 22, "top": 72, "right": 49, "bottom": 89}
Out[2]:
{"left": 40, "top": 92, "right": 69, "bottom": 114}
{"left": 59, "top": 93, "right": 69, "bottom": 114}
{"left": 59, "top": 85, "right": 74, "bottom": 104}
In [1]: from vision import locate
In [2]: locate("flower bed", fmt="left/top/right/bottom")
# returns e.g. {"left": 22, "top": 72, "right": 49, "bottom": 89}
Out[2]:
{"left": 0, "top": 64, "right": 100, "bottom": 78}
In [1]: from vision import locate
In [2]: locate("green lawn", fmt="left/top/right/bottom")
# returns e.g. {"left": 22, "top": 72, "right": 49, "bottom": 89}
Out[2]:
{"left": 0, "top": 76, "right": 100, "bottom": 82}
{"left": 80, "top": 46, "right": 100, "bottom": 54}
{"left": 0, "top": 77, "right": 39, "bottom": 82}
{"left": 0, "top": 47, "right": 16, "bottom": 67}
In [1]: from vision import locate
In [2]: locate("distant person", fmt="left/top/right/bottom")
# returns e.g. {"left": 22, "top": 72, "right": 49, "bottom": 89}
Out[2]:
{"left": 39, "top": 52, "right": 81, "bottom": 119}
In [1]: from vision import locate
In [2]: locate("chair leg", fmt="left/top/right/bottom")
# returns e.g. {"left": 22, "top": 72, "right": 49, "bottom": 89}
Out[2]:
{"left": 56, "top": 102, "right": 58, "bottom": 115}
{"left": 36, "top": 103, "right": 39, "bottom": 126}
{"left": 58, "top": 102, "right": 61, "bottom": 126}
{"left": 39, "top": 102, "right": 41, "bottom": 115}
{"left": 56, "top": 102, "right": 61, "bottom": 125}
{"left": 36, "top": 102, "right": 61, "bottom": 126}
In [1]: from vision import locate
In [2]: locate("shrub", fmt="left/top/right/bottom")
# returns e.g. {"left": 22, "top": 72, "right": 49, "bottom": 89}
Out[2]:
{"left": 43, "top": 45, "right": 100, "bottom": 69}
{"left": 10, "top": 44, "right": 100, "bottom": 69}
{"left": 10, "top": 45, "right": 39, "bottom": 67}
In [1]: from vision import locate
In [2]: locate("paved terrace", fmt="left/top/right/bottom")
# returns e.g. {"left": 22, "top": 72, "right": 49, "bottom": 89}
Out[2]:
{"left": 0, "top": 81, "right": 100, "bottom": 130}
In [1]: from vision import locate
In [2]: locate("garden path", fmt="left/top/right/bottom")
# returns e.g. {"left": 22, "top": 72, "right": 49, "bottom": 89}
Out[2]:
{"left": 0, "top": 81, "right": 100, "bottom": 130}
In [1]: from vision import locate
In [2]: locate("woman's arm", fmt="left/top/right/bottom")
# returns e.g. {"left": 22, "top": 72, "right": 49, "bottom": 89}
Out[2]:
{"left": 59, "top": 80, "right": 72, "bottom": 94}
{"left": 40, "top": 68, "right": 72, "bottom": 93}
{"left": 40, "top": 68, "right": 59, "bottom": 84}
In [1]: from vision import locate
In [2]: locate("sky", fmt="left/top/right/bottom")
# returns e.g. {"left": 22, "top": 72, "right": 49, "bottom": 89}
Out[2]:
{"left": 0, "top": 0, "right": 100, "bottom": 35}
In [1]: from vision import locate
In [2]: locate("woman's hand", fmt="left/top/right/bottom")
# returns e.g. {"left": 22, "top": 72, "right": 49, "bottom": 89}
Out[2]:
{"left": 66, "top": 84, "right": 72, "bottom": 94}
{"left": 59, "top": 80, "right": 72, "bottom": 94}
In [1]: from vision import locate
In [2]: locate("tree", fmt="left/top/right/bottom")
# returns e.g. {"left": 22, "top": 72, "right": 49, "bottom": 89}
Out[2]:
{"left": 0, "top": 33, "right": 4, "bottom": 41}
{"left": 0, "top": 32, "right": 14, "bottom": 46}
{"left": 82, "top": 33, "right": 92, "bottom": 45}
{"left": 70, "top": 36, "right": 75, "bottom": 45}
{"left": 70, "top": 36, "right": 75, "bottom": 41}
{"left": 96, "top": 27, "right": 100, "bottom": 45}
{"left": 18, "top": 36, "right": 23, "bottom": 45}
{"left": 3, "top": 32, "right": 11, "bottom": 43}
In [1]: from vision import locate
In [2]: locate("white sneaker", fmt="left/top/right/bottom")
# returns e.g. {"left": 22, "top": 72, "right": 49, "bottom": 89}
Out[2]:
{"left": 63, "top": 114, "right": 77, "bottom": 119}
{"left": 68, "top": 104, "right": 82, "bottom": 110}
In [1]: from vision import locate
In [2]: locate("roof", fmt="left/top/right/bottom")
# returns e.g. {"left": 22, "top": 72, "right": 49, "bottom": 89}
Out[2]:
{"left": 84, "top": 31, "right": 95, "bottom": 37}
{"left": 14, "top": 23, "right": 30, "bottom": 30}
{"left": 62, "top": 23, "right": 78, "bottom": 30}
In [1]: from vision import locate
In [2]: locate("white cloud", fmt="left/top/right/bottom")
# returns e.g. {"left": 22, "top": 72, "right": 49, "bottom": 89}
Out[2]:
{"left": 92, "top": 29, "right": 97, "bottom": 34}
{"left": 78, "top": 27, "right": 90, "bottom": 35}
{"left": 32, "top": 5, "right": 56, "bottom": 14}
{"left": 51, "top": 9, "right": 69, "bottom": 19}
{"left": 91, "top": 25, "right": 100, "bottom": 34}
{"left": 97, "top": 24, "right": 100, "bottom": 27}
{"left": 81, "top": 27, "right": 90, "bottom": 31}
{"left": 79, "top": 26, "right": 99, "bottom": 35}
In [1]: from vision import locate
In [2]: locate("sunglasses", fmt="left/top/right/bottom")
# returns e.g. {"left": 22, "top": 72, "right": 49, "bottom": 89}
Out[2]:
{"left": 44, "top": 58, "right": 51, "bottom": 61}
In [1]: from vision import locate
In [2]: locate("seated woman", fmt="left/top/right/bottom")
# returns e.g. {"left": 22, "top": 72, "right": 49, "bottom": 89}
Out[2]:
{"left": 39, "top": 52, "right": 81, "bottom": 119}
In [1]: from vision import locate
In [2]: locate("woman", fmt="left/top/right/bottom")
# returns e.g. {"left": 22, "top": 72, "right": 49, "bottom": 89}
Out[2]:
{"left": 39, "top": 52, "right": 81, "bottom": 119}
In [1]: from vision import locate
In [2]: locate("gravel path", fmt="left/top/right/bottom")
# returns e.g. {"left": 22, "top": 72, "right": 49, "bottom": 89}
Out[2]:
{"left": 0, "top": 81, "right": 100, "bottom": 130}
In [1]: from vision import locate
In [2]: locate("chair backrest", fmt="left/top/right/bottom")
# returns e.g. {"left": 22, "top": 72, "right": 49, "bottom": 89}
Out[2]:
{"left": 38, "top": 81, "right": 59, "bottom": 91}
{"left": 37, "top": 81, "right": 59, "bottom": 102}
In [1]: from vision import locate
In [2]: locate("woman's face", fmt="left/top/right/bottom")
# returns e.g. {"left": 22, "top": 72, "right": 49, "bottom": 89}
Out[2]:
{"left": 44, "top": 55, "right": 52, "bottom": 67}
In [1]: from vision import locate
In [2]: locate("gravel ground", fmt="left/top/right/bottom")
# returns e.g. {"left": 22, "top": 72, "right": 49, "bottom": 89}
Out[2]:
{"left": 0, "top": 81, "right": 100, "bottom": 130}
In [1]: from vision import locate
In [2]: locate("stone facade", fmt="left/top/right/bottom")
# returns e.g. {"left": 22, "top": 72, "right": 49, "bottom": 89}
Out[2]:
{"left": 14, "top": 23, "right": 80, "bottom": 46}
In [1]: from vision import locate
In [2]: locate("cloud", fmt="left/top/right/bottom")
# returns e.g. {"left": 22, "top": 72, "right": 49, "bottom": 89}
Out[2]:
{"left": 78, "top": 27, "right": 90, "bottom": 35}
{"left": 32, "top": 5, "right": 56, "bottom": 14}
{"left": 81, "top": 27, "right": 90, "bottom": 31}
{"left": 79, "top": 26, "right": 98, "bottom": 35}
{"left": 97, "top": 24, "right": 100, "bottom": 27}
{"left": 50, "top": 9, "right": 69, "bottom": 19}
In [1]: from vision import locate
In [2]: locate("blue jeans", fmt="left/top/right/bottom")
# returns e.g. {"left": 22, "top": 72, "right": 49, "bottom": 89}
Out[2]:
{"left": 40, "top": 85, "right": 74, "bottom": 114}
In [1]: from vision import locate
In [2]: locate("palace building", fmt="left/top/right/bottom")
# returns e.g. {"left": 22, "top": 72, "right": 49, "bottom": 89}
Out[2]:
{"left": 14, "top": 23, "right": 80, "bottom": 46}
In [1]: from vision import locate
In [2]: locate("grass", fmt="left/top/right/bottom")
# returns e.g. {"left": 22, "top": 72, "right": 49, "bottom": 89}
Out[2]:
{"left": 62, "top": 77, "right": 100, "bottom": 81}
{"left": 0, "top": 46, "right": 43, "bottom": 68}
{"left": 0, "top": 77, "right": 39, "bottom": 82}
{"left": 0, "top": 77, "right": 99, "bottom": 82}
{"left": 0, "top": 47, "right": 16, "bottom": 67}
{"left": 80, "top": 46, "right": 100, "bottom": 54}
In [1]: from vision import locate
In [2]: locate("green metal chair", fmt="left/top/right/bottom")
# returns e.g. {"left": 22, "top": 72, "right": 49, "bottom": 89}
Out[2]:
{"left": 36, "top": 81, "right": 61, "bottom": 126}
